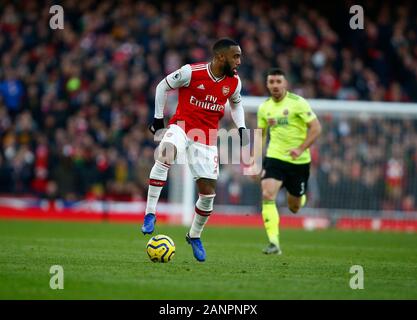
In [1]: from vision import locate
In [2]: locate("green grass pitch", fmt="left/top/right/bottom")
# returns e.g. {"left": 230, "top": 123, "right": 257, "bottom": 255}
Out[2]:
{"left": 1, "top": 219, "right": 417, "bottom": 299}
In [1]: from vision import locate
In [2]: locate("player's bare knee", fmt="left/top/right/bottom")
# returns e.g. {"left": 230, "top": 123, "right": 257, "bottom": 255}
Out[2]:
{"left": 289, "top": 204, "right": 300, "bottom": 214}
{"left": 197, "top": 178, "right": 216, "bottom": 195}
{"left": 262, "top": 190, "right": 275, "bottom": 201}
{"left": 201, "top": 188, "right": 216, "bottom": 196}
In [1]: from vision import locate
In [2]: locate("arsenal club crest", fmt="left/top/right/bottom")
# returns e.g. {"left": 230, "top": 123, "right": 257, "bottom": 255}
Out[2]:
{"left": 222, "top": 86, "right": 230, "bottom": 96}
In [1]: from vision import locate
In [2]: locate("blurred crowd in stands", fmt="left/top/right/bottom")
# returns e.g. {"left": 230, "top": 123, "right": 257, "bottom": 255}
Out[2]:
{"left": 314, "top": 117, "right": 417, "bottom": 212}
{"left": 1, "top": 0, "right": 417, "bottom": 212}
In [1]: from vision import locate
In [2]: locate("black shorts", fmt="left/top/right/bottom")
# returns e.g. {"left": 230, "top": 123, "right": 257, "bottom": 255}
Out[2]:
{"left": 261, "top": 157, "right": 310, "bottom": 197}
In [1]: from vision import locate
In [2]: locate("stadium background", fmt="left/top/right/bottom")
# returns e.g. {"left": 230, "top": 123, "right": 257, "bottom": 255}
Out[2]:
{"left": 1, "top": 0, "right": 417, "bottom": 231}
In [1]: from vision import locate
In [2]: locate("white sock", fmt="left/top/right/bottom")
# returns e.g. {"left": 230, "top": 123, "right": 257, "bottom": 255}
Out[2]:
{"left": 189, "top": 194, "right": 215, "bottom": 238}
{"left": 145, "top": 160, "right": 170, "bottom": 215}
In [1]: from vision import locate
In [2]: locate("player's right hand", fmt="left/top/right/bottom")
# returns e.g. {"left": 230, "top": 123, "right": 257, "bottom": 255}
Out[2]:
{"left": 148, "top": 118, "right": 165, "bottom": 135}
{"left": 289, "top": 147, "right": 303, "bottom": 160}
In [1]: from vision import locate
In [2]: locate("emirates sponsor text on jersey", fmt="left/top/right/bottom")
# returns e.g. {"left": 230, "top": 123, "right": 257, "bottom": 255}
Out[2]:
{"left": 189, "top": 94, "right": 225, "bottom": 112}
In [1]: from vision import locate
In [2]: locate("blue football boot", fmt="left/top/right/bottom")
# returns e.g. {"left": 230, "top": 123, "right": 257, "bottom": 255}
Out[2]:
{"left": 141, "top": 213, "right": 156, "bottom": 235}
{"left": 186, "top": 233, "right": 206, "bottom": 262}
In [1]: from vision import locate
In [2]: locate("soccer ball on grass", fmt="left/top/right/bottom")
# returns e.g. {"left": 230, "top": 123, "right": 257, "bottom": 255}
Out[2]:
{"left": 146, "top": 235, "right": 175, "bottom": 263}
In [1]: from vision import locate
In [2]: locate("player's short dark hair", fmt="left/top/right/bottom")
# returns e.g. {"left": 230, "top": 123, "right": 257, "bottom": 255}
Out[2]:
{"left": 212, "top": 38, "right": 239, "bottom": 54}
{"left": 267, "top": 68, "right": 286, "bottom": 78}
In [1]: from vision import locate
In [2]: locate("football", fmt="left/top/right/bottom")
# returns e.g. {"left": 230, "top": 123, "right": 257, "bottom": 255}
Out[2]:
{"left": 146, "top": 235, "right": 176, "bottom": 263}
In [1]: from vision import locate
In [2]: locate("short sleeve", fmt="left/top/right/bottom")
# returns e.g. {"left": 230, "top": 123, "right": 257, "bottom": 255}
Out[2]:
{"left": 229, "top": 76, "right": 242, "bottom": 104}
{"left": 298, "top": 98, "right": 317, "bottom": 123}
{"left": 165, "top": 64, "right": 192, "bottom": 89}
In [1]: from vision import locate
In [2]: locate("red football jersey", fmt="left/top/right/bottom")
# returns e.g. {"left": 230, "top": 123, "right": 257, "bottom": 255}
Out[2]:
{"left": 167, "top": 63, "right": 241, "bottom": 145}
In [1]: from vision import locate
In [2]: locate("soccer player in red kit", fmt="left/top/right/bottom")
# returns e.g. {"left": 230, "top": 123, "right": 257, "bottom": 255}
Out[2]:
{"left": 142, "top": 39, "right": 247, "bottom": 262}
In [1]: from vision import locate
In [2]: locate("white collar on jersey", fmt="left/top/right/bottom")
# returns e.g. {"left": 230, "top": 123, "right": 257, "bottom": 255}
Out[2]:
{"left": 207, "top": 63, "right": 226, "bottom": 82}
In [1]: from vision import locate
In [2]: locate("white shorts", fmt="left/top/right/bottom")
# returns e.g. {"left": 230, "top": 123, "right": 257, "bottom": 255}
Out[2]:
{"left": 159, "top": 124, "right": 219, "bottom": 180}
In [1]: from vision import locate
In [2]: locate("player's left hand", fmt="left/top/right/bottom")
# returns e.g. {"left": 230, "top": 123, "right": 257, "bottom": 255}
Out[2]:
{"left": 238, "top": 127, "right": 250, "bottom": 147}
{"left": 289, "top": 147, "right": 303, "bottom": 160}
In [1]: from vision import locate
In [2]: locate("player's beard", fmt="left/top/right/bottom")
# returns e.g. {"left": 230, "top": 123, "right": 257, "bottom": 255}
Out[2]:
{"left": 273, "top": 89, "right": 286, "bottom": 101}
{"left": 223, "top": 62, "right": 236, "bottom": 77}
